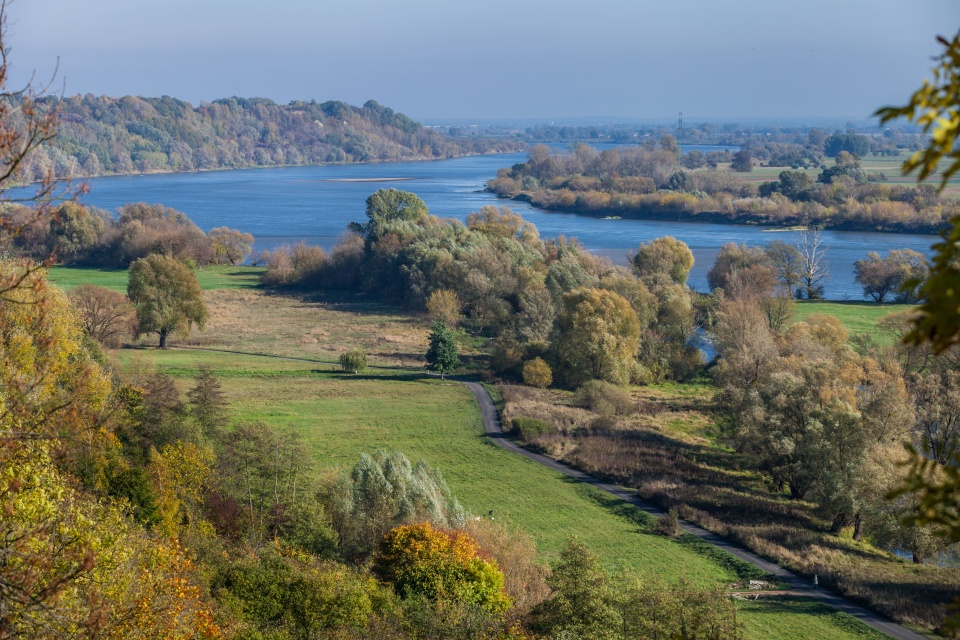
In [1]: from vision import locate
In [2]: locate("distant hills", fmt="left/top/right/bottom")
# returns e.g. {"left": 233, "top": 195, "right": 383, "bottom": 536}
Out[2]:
{"left": 16, "top": 95, "right": 523, "bottom": 180}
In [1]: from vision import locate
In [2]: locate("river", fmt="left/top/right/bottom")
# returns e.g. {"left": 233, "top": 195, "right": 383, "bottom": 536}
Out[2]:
{"left": 67, "top": 150, "right": 937, "bottom": 299}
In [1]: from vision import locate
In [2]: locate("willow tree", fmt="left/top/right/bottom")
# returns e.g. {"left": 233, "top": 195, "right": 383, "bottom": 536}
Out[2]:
{"left": 555, "top": 287, "right": 640, "bottom": 387}
{"left": 128, "top": 254, "right": 207, "bottom": 348}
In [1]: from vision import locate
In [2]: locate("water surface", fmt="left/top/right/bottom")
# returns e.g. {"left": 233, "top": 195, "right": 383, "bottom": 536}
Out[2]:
{"left": 69, "top": 151, "right": 937, "bottom": 299}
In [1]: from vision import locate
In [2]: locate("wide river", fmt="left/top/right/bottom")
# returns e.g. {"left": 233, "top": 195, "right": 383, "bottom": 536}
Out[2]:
{"left": 70, "top": 151, "right": 938, "bottom": 299}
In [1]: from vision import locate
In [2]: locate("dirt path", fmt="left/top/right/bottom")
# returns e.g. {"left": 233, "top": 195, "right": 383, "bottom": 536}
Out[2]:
{"left": 461, "top": 381, "right": 927, "bottom": 640}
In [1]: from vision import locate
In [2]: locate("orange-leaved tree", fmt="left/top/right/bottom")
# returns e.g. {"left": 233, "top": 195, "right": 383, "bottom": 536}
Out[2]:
{"left": 373, "top": 522, "right": 510, "bottom": 614}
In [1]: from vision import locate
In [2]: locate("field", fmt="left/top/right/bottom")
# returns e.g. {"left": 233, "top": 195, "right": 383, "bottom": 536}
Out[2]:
{"left": 46, "top": 264, "right": 265, "bottom": 291}
{"left": 795, "top": 300, "right": 914, "bottom": 343}
{"left": 721, "top": 153, "right": 960, "bottom": 195}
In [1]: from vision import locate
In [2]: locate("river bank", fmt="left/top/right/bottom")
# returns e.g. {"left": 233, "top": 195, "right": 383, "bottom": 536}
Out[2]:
{"left": 496, "top": 190, "right": 946, "bottom": 236}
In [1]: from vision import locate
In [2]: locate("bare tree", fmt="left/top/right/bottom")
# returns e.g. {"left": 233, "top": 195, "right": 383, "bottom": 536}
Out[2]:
{"left": 0, "top": 1, "right": 83, "bottom": 298}
{"left": 795, "top": 227, "right": 828, "bottom": 299}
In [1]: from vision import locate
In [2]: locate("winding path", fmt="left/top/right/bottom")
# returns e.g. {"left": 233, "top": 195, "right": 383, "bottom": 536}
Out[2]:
{"left": 461, "top": 381, "right": 927, "bottom": 640}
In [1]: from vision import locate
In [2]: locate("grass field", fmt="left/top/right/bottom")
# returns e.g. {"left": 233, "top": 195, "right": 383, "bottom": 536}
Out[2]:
{"left": 737, "top": 598, "right": 892, "bottom": 640}
{"left": 46, "top": 264, "right": 265, "bottom": 291}
{"left": 720, "top": 153, "right": 960, "bottom": 195}
{"left": 794, "top": 300, "right": 913, "bottom": 343}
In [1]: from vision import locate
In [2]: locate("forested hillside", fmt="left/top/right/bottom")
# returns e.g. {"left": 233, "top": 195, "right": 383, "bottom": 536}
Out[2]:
{"left": 15, "top": 95, "right": 522, "bottom": 180}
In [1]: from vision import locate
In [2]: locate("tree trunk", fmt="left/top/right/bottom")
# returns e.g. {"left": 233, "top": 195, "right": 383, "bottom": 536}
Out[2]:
{"left": 853, "top": 512, "right": 863, "bottom": 542}
{"left": 159, "top": 328, "right": 168, "bottom": 349}
{"left": 829, "top": 512, "right": 849, "bottom": 534}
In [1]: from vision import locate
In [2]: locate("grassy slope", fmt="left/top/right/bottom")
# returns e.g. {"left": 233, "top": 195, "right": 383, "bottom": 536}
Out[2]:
{"left": 738, "top": 598, "right": 892, "bottom": 640}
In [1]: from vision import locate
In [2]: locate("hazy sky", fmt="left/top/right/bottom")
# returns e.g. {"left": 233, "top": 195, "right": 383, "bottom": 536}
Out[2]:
{"left": 7, "top": 0, "right": 958, "bottom": 121}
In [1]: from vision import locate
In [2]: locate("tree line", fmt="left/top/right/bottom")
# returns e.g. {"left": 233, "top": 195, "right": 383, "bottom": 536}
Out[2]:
{"left": 488, "top": 143, "right": 956, "bottom": 233}
{"left": 14, "top": 95, "right": 523, "bottom": 180}
{"left": 2, "top": 200, "right": 253, "bottom": 267}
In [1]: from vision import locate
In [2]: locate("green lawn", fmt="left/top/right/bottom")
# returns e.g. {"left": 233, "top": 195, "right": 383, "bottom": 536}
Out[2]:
{"left": 794, "top": 300, "right": 913, "bottom": 343}
{"left": 738, "top": 598, "right": 893, "bottom": 640}
{"left": 46, "top": 264, "right": 265, "bottom": 292}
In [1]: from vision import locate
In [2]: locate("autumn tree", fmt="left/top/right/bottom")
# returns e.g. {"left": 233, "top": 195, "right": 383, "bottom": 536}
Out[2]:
{"left": 522, "top": 357, "right": 553, "bottom": 389}
{"left": 554, "top": 288, "right": 640, "bottom": 387}
{"left": 128, "top": 254, "right": 208, "bottom": 348}
{"left": 426, "top": 289, "right": 462, "bottom": 327}
{"left": 209, "top": 226, "right": 254, "bottom": 265}
{"left": 426, "top": 320, "right": 459, "bottom": 380}
{"left": 765, "top": 240, "right": 804, "bottom": 293}
{"left": 854, "top": 249, "right": 929, "bottom": 303}
{"left": 373, "top": 523, "right": 510, "bottom": 613}
{"left": 49, "top": 202, "right": 104, "bottom": 262}
{"left": 707, "top": 242, "right": 777, "bottom": 298}
{"left": 68, "top": 283, "right": 136, "bottom": 347}
{"left": 628, "top": 237, "right": 695, "bottom": 287}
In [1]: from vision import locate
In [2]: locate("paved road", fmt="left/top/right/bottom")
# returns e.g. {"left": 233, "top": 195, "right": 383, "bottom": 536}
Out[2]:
{"left": 462, "top": 381, "right": 928, "bottom": 640}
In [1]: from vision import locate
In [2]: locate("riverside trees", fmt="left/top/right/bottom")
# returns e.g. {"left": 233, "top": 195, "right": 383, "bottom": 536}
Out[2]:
{"left": 265, "top": 193, "right": 704, "bottom": 388}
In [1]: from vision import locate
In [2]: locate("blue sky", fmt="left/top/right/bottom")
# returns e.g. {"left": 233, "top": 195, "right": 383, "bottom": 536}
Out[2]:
{"left": 7, "top": 0, "right": 957, "bottom": 121}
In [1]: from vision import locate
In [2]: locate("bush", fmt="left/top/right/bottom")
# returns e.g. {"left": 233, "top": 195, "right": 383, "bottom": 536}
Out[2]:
{"left": 522, "top": 357, "right": 552, "bottom": 388}
{"left": 339, "top": 349, "right": 368, "bottom": 374}
{"left": 573, "top": 380, "right": 634, "bottom": 416}
{"left": 656, "top": 509, "right": 681, "bottom": 537}
{"left": 510, "top": 417, "right": 557, "bottom": 442}
{"left": 373, "top": 523, "right": 510, "bottom": 614}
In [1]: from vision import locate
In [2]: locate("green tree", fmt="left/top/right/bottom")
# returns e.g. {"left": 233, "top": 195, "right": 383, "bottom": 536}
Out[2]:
{"left": 629, "top": 237, "right": 695, "bottom": 287}
{"left": 532, "top": 539, "right": 620, "bottom": 640}
{"left": 731, "top": 149, "right": 753, "bottom": 172}
{"left": 426, "top": 320, "right": 459, "bottom": 380}
{"left": 339, "top": 349, "right": 368, "bottom": 374}
{"left": 350, "top": 188, "right": 428, "bottom": 240}
{"left": 127, "top": 254, "right": 208, "bottom": 348}
{"left": 555, "top": 288, "right": 640, "bottom": 387}
{"left": 187, "top": 365, "right": 230, "bottom": 438}
{"left": 329, "top": 451, "right": 467, "bottom": 561}
{"left": 876, "top": 31, "right": 960, "bottom": 351}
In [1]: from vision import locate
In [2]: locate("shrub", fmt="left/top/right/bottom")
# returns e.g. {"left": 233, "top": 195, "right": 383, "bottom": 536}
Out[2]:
{"left": 522, "top": 357, "right": 553, "bottom": 388}
{"left": 511, "top": 417, "right": 557, "bottom": 442}
{"left": 656, "top": 509, "right": 681, "bottom": 537}
{"left": 339, "top": 349, "right": 368, "bottom": 374}
{"left": 373, "top": 523, "right": 510, "bottom": 614}
{"left": 573, "top": 380, "right": 634, "bottom": 416}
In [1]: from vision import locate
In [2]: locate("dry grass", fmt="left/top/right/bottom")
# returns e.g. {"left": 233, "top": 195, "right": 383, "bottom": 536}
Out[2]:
{"left": 169, "top": 289, "right": 433, "bottom": 369}
{"left": 499, "top": 382, "right": 960, "bottom": 632}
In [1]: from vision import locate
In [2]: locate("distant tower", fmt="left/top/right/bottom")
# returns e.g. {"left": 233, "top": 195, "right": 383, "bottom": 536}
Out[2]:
{"left": 675, "top": 112, "right": 683, "bottom": 163}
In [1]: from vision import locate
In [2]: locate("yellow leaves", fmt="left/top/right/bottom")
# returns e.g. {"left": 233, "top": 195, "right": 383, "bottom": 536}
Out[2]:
{"left": 147, "top": 441, "right": 215, "bottom": 539}
{"left": 0, "top": 262, "right": 112, "bottom": 442}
